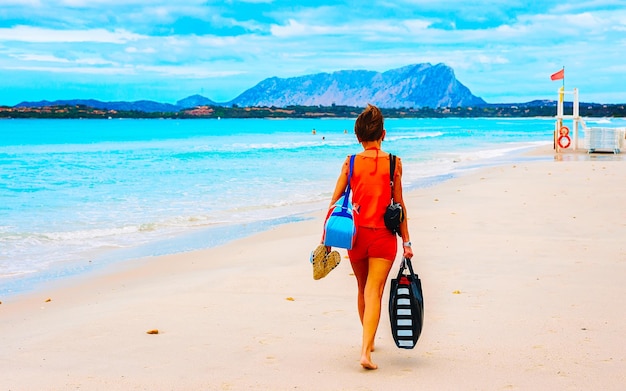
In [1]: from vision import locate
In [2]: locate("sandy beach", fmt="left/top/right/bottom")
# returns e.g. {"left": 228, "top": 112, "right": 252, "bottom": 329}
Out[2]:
{"left": 1, "top": 147, "right": 625, "bottom": 390}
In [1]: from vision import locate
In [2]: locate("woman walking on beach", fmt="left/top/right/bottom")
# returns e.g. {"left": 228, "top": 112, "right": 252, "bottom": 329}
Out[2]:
{"left": 328, "top": 104, "right": 413, "bottom": 369}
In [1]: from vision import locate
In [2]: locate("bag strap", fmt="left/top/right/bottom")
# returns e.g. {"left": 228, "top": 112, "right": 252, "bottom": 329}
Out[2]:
{"left": 341, "top": 155, "right": 356, "bottom": 208}
{"left": 348, "top": 154, "right": 355, "bottom": 189}
{"left": 396, "top": 257, "right": 416, "bottom": 279}
{"left": 389, "top": 154, "right": 396, "bottom": 204}
{"left": 404, "top": 257, "right": 417, "bottom": 278}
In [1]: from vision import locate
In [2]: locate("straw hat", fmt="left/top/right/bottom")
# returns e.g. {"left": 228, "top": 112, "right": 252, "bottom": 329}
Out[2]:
{"left": 310, "top": 244, "right": 341, "bottom": 280}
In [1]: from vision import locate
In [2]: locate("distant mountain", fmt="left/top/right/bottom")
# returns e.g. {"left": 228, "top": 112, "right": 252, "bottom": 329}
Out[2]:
{"left": 15, "top": 63, "right": 486, "bottom": 111}
{"left": 227, "top": 63, "right": 486, "bottom": 108}
{"left": 485, "top": 99, "right": 604, "bottom": 108}
{"left": 15, "top": 99, "right": 179, "bottom": 113}
{"left": 15, "top": 97, "right": 217, "bottom": 113}
{"left": 176, "top": 94, "right": 219, "bottom": 108}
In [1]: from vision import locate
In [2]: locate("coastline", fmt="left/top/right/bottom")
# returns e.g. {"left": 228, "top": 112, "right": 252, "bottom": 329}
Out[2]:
{"left": 1, "top": 146, "right": 625, "bottom": 390}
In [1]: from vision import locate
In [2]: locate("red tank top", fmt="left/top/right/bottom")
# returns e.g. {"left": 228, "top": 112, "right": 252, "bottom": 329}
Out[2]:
{"left": 346, "top": 152, "right": 400, "bottom": 228}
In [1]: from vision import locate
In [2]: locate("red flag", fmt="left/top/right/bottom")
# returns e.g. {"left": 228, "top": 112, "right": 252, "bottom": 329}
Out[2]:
{"left": 550, "top": 68, "right": 564, "bottom": 81}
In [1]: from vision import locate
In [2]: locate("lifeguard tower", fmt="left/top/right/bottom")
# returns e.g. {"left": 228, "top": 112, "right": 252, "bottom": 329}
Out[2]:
{"left": 554, "top": 87, "right": 624, "bottom": 154}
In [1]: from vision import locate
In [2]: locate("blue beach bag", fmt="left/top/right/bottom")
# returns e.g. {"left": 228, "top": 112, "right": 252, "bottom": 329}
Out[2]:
{"left": 323, "top": 155, "right": 357, "bottom": 249}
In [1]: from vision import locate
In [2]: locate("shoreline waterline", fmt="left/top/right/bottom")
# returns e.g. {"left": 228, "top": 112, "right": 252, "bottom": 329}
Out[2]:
{"left": 4, "top": 116, "right": 624, "bottom": 297}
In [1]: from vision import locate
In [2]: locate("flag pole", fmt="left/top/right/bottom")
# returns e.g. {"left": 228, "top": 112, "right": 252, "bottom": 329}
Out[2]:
{"left": 562, "top": 66, "right": 565, "bottom": 89}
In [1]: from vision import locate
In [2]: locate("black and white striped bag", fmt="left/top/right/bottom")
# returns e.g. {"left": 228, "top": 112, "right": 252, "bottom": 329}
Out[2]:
{"left": 389, "top": 257, "right": 424, "bottom": 349}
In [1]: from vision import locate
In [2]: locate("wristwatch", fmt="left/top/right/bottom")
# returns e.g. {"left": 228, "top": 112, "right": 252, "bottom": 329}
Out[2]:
{"left": 403, "top": 241, "right": 412, "bottom": 247}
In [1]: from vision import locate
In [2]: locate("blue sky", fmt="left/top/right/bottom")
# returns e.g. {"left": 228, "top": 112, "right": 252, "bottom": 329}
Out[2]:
{"left": 1, "top": 0, "right": 625, "bottom": 106}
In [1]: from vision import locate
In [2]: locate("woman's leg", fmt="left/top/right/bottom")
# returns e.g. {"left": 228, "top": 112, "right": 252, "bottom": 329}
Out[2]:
{"left": 359, "top": 257, "right": 393, "bottom": 370}
{"left": 349, "top": 257, "right": 368, "bottom": 324}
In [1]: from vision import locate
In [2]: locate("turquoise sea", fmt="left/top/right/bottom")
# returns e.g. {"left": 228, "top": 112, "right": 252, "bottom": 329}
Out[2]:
{"left": 2, "top": 117, "right": 622, "bottom": 296}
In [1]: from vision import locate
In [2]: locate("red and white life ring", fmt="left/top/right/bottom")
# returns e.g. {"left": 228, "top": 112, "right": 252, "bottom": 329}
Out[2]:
{"left": 559, "top": 126, "right": 570, "bottom": 137}
{"left": 558, "top": 135, "right": 571, "bottom": 149}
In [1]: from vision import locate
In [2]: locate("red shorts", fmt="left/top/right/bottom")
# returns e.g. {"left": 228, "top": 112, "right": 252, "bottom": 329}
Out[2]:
{"left": 348, "top": 226, "right": 398, "bottom": 262}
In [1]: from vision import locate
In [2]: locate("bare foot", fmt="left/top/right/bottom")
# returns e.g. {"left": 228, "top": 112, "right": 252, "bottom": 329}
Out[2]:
{"left": 360, "top": 356, "right": 378, "bottom": 370}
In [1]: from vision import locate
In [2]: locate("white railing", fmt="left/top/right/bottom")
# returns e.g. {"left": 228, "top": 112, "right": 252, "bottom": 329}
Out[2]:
{"left": 583, "top": 127, "right": 625, "bottom": 153}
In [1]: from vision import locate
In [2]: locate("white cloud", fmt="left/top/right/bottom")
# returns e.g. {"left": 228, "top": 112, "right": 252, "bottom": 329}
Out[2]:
{"left": 8, "top": 51, "right": 116, "bottom": 68}
{"left": 475, "top": 55, "right": 509, "bottom": 65}
{"left": 125, "top": 47, "right": 157, "bottom": 54}
{"left": 75, "top": 57, "right": 117, "bottom": 65}
{"left": 0, "top": 26, "right": 145, "bottom": 43}
{"left": 551, "top": 0, "right": 626, "bottom": 14}
{"left": 196, "top": 35, "right": 247, "bottom": 47}
{"left": 57, "top": 0, "right": 205, "bottom": 6}
{"left": 402, "top": 19, "right": 432, "bottom": 31}
{"left": 228, "top": 0, "right": 273, "bottom": 3}
{"left": 5, "top": 65, "right": 135, "bottom": 75}
{"left": 137, "top": 64, "right": 245, "bottom": 78}
{"left": 0, "top": 0, "right": 42, "bottom": 5}
{"left": 4, "top": 63, "right": 244, "bottom": 78}
{"left": 10, "top": 53, "right": 70, "bottom": 63}
{"left": 269, "top": 19, "right": 339, "bottom": 38}
{"left": 268, "top": 17, "right": 433, "bottom": 42}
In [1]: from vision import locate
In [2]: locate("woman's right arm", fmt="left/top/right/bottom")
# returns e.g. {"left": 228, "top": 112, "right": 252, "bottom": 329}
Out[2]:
{"left": 393, "top": 158, "right": 414, "bottom": 259}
